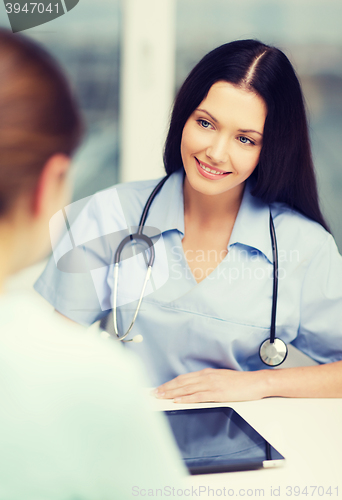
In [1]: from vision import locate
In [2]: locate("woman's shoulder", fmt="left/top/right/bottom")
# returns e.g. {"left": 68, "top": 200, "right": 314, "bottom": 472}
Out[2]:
{"left": 102, "top": 176, "right": 164, "bottom": 198}
{"left": 114, "top": 176, "right": 163, "bottom": 191}
{"left": 81, "top": 176, "right": 165, "bottom": 229}
{"left": 98, "top": 176, "right": 163, "bottom": 206}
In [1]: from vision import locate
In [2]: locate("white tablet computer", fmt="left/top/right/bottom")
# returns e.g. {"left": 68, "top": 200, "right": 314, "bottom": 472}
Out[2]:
{"left": 165, "top": 407, "right": 285, "bottom": 475}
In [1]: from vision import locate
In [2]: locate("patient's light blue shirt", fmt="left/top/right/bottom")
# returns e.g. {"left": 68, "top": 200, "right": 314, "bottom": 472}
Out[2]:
{"left": 35, "top": 170, "right": 342, "bottom": 386}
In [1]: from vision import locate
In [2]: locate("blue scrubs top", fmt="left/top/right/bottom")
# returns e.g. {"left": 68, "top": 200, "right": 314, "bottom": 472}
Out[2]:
{"left": 35, "top": 170, "right": 342, "bottom": 386}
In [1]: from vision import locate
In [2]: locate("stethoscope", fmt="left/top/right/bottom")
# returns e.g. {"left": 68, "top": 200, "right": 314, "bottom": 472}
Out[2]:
{"left": 111, "top": 174, "right": 288, "bottom": 367}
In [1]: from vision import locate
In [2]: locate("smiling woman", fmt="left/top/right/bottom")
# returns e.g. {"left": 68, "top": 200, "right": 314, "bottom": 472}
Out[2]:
{"left": 180, "top": 81, "right": 267, "bottom": 279}
{"left": 165, "top": 40, "right": 328, "bottom": 231}
{"left": 181, "top": 82, "right": 266, "bottom": 196}
{"left": 35, "top": 39, "right": 342, "bottom": 404}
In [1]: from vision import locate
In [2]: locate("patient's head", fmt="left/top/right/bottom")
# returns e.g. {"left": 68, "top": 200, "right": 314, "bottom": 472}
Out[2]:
{"left": 0, "top": 29, "right": 83, "bottom": 277}
{"left": 0, "top": 29, "right": 82, "bottom": 215}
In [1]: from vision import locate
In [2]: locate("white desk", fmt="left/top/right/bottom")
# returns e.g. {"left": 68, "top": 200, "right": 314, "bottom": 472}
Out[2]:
{"left": 150, "top": 395, "right": 342, "bottom": 499}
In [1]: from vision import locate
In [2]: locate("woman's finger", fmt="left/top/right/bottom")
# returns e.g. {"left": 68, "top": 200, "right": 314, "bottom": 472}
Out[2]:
{"left": 155, "top": 370, "right": 208, "bottom": 394}
{"left": 155, "top": 381, "right": 205, "bottom": 399}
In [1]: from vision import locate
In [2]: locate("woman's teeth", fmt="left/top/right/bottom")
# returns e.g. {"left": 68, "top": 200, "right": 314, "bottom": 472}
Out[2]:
{"left": 198, "top": 161, "right": 227, "bottom": 175}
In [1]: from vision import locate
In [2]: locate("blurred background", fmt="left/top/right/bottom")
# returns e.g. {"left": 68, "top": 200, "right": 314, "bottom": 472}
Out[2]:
{"left": 0, "top": 0, "right": 341, "bottom": 283}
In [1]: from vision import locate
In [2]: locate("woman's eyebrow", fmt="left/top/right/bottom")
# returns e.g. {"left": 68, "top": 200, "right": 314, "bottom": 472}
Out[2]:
{"left": 196, "top": 108, "right": 218, "bottom": 123}
{"left": 196, "top": 109, "right": 263, "bottom": 137}
{"left": 239, "top": 129, "right": 263, "bottom": 137}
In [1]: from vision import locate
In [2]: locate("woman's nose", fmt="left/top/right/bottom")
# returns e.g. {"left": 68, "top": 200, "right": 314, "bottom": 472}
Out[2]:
{"left": 206, "top": 136, "right": 229, "bottom": 164}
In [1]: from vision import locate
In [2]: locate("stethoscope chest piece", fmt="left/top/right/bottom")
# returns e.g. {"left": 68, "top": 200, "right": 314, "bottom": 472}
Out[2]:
{"left": 259, "top": 338, "right": 288, "bottom": 367}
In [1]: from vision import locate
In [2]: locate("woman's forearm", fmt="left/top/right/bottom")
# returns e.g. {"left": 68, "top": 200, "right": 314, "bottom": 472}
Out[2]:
{"left": 263, "top": 361, "right": 342, "bottom": 398}
{"left": 156, "top": 362, "right": 342, "bottom": 403}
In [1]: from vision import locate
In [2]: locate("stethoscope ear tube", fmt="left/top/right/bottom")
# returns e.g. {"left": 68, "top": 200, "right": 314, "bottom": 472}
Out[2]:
{"left": 114, "top": 233, "right": 155, "bottom": 266}
{"left": 112, "top": 176, "right": 169, "bottom": 342}
{"left": 113, "top": 234, "right": 155, "bottom": 340}
{"left": 112, "top": 262, "right": 152, "bottom": 342}
{"left": 259, "top": 212, "right": 288, "bottom": 367}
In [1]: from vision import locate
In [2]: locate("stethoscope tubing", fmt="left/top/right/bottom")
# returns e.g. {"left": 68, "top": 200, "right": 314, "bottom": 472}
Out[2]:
{"left": 112, "top": 176, "right": 169, "bottom": 341}
{"left": 111, "top": 174, "right": 288, "bottom": 366}
{"left": 138, "top": 176, "right": 170, "bottom": 230}
{"left": 269, "top": 212, "right": 278, "bottom": 345}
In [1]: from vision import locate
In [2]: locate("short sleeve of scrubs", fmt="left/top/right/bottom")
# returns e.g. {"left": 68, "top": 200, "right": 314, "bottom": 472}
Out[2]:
{"left": 291, "top": 233, "right": 342, "bottom": 363}
{"left": 35, "top": 182, "right": 152, "bottom": 325}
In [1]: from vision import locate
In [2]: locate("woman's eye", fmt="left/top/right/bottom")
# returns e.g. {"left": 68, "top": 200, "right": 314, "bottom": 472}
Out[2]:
{"left": 198, "top": 119, "right": 212, "bottom": 129}
{"left": 239, "top": 136, "right": 254, "bottom": 145}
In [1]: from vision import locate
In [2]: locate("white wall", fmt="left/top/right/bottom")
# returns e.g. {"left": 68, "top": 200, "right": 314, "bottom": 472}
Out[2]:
{"left": 120, "top": 0, "right": 176, "bottom": 182}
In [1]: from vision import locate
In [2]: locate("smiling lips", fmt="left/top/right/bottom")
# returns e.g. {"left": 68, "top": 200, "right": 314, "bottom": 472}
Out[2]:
{"left": 195, "top": 158, "right": 231, "bottom": 180}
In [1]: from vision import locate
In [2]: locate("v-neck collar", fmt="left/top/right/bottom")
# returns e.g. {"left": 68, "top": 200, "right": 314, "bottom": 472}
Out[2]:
{"left": 144, "top": 169, "right": 185, "bottom": 236}
{"left": 145, "top": 170, "right": 273, "bottom": 263}
{"left": 228, "top": 181, "right": 273, "bottom": 263}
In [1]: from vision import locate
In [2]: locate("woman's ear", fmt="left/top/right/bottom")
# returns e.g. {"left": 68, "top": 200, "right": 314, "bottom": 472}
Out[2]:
{"left": 32, "top": 154, "right": 71, "bottom": 218}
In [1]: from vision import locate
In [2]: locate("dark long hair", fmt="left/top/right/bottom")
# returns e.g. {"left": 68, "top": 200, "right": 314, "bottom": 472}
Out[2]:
{"left": 164, "top": 40, "right": 330, "bottom": 232}
{"left": 0, "top": 29, "right": 83, "bottom": 216}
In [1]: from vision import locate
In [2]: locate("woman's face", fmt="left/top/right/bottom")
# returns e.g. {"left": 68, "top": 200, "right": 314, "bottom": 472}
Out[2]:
{"left": 180, "top": 81, "right": 267, "bottom": 198}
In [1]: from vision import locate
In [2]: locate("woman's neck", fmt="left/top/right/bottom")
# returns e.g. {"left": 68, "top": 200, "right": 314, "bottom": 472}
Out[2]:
{"left": 0, "top": 216, "right": 33, "bottom": 293}
{"left": 183, "top": 177, "right": 245, "bottom": 229}
{"left": 0, "top": 224, "right": 15, "bottom": 293}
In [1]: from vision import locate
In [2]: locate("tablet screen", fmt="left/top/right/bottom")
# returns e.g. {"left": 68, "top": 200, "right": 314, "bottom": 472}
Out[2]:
{"left": 165, "top": 407, "right": 285, "bottom": 474}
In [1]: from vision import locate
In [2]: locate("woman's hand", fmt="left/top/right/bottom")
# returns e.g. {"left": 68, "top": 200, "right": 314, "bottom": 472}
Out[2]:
{"left": 154, "top": 368, "right": 269, "bottom": 403}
